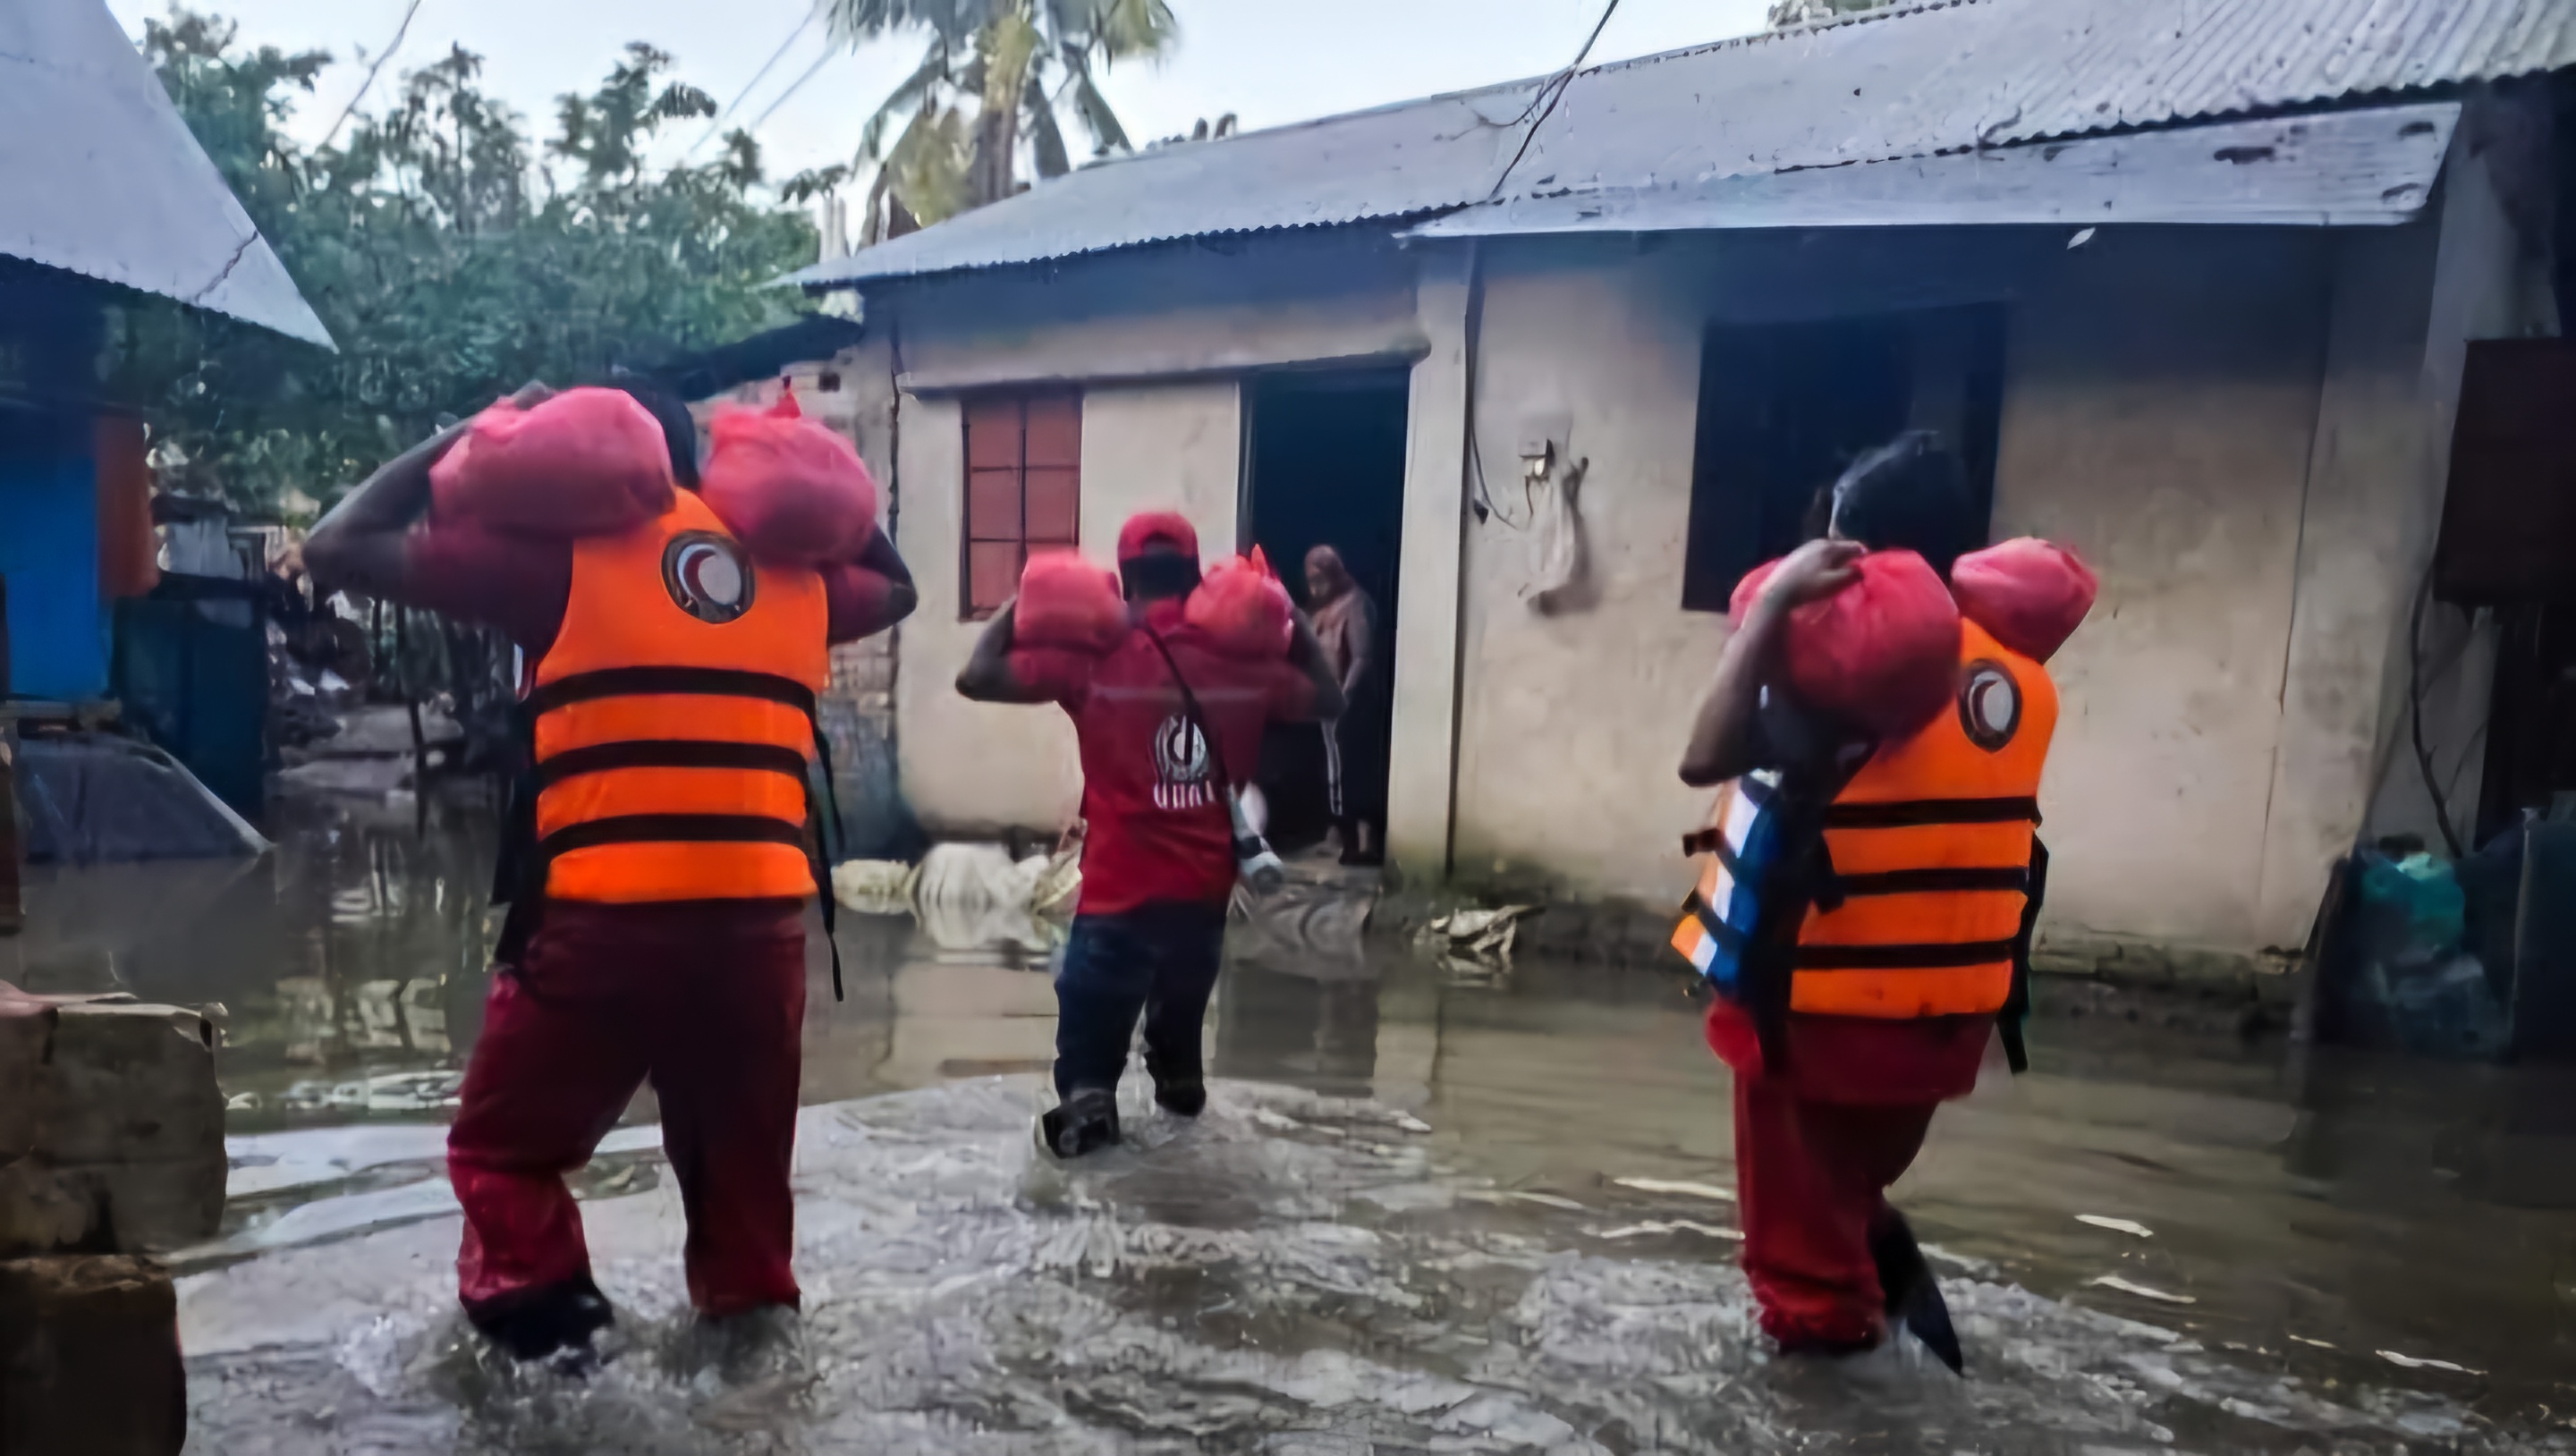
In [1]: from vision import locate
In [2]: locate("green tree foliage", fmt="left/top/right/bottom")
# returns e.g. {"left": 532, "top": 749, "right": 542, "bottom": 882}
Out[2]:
{"left": 114, "top": 12, "right": 818, "bottom": 516}
{"left": 808, "top": 0, "right": 1177, "bottom": 241}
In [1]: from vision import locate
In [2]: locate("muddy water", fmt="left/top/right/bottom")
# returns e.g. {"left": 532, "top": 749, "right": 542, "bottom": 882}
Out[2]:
{"left": 26, "top": 798, "right": 2576, "bottom": 1452}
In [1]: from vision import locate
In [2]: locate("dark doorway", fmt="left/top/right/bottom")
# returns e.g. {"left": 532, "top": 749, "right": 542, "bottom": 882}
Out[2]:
{"left": 1242, "top": 367, "right": 1410, "bottom": 858}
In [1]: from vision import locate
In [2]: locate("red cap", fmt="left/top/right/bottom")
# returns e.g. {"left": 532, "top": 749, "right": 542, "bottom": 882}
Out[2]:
{"left": 1116, "top": 510, "right": 1199, "bottom": 562}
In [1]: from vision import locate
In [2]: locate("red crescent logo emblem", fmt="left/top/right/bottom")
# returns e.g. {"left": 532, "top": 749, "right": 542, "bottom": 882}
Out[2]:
{"left": 661, "top": 532, "right": 754, "bottom": 623}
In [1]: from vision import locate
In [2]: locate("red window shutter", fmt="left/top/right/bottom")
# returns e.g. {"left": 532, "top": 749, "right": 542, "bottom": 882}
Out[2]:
{"left": 967, "top": 468, "right": 1023, "bottom": 541}
{"left": 1024, "top": 394, "right": 1081, "bottom": 468}
{"left": 964, "top": 397, "right": 1024, "bottom": 471}
{"left": 967, "top": 541, "right": 1021, "bottom": 615}
{"left": 960, "top": 390, "right": 1082, "bottom": 619}
{"left": 1023, "top": 468, "right": 1080, "bottom": 544}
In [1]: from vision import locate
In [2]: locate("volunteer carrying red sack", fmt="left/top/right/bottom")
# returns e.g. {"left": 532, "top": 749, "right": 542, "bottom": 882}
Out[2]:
{"left": 1674, "top": 430, "right": 2095, "bottom": 1370}
{"left": 305, "top": 378, "right": 915, "bottom": 1372}
{"left": 956, "top": 513, "right": 1345, "bottom": 1158}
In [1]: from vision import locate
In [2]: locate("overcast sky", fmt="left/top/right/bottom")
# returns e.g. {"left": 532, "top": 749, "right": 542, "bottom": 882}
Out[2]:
{"left": 107, "top": 0, "right": 1775, "bottom": 191}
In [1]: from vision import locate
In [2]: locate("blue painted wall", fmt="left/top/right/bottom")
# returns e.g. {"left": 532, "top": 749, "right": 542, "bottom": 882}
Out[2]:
{"left": 0, "top": 409, "right": 105, "bottom": 701}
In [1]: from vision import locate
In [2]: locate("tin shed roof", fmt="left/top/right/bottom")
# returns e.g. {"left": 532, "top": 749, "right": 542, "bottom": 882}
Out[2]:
{"left": 791, "top": 0, "right": 2576, "bottom": 289}
{"left": 0, "top": 0, "right": 332, "bottom": 346}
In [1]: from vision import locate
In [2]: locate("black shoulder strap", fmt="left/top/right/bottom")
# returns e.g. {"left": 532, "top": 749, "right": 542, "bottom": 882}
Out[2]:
{"left": 1736, "top": 742, "right": 1876, "bottom": 1072}
{"left": 807, "top": 715, "right": 845, "bottom": 1003}
{"left": 1997, "top": 837, "right": 2047, "bottom": 1074}
{"left": 1140, "top": 626, "right": 1236, "bottom": 790}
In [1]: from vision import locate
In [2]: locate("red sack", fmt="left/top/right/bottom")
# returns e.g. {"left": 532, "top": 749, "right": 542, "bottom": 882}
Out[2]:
{"left": 1728, "top": 558, "right": 1781, "bottom": 623}
{"left": 699, "top": 393, "right": 880, "bottom": 564}
{"left": 1184, "top": 546, "right": 1294, "bottom": 658}
{"left": 1733, "top": 550, "right": 1961, "bottom": 738}
{"left": 428, "top": 388, "right": 674, "bottom": 538}
{"left": 1950, "top": 538, "right": 2097, "bottom": 664}
{"left": 1015, "top": 549, "right": 1127, "bottom": 653}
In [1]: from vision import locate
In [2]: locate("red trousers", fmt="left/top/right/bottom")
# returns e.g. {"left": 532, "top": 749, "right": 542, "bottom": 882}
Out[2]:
{"left": 1733, "top": 1076, "right": 1936, "bottom": 1347}
{"left": 446, "top": 902, "right": 807, "bottom": 1318}
{"left": 1707, "top": 1000, "right": 1986, "bottom": 1348}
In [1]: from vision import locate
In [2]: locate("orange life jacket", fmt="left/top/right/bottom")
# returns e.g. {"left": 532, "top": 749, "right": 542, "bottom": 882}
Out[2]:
{"left": 1674, "top": 619, "right": 2057, "bottom": 1020}
{"left": 525, "top": 490, "right": 829, "bottom": 902}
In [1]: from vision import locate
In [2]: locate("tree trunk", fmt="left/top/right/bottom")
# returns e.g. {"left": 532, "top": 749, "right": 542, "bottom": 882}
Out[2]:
{"left": 969, "top": 13, "right": 1038, "bottom": 208}
{"left": 972, "top": 102, "right": 1020, "bottom": 208}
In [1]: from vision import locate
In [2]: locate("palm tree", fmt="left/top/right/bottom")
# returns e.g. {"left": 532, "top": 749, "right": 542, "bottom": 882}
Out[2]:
{"left": 818, "top": 0, "right": 1177, "bottom": 241}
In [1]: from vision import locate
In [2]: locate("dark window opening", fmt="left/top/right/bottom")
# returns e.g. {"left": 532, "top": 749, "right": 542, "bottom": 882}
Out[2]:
{"left": 817, "top": 371, "right": 843, "bottom": 393}
{"left": 962, "top": 391, "right": 1081, "bottom": 619}
{"left": 1681, "top": 306, "right": 2005, "bottom": 612}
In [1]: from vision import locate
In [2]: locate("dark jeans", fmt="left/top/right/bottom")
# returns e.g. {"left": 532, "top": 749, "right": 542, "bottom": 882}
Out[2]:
{"left": 1054, "top": 902, "right": 1229, "bottom": 1096}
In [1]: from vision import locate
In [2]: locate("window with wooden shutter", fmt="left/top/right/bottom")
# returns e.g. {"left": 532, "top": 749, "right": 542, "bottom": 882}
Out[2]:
{"left": 962, "top": 391, "right": 1082, "bottom": 619}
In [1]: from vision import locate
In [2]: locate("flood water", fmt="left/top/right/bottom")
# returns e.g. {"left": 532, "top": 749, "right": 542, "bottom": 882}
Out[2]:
{"left": 20, "top": 792, "right": 2576, "bottom": 1452}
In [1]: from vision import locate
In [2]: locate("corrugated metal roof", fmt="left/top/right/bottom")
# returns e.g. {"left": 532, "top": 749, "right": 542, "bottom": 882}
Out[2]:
{"left": 788, "top": 80, "right": 1537, "bottom": 288}
{"left": 1414, "top": 102, "right": 2462, "bottom": 236}
{"left": 0, "top": 0, "right": 332, "bottom": 346}
{"left": 792, "top": 0, "right": 2576, "bottom": 290}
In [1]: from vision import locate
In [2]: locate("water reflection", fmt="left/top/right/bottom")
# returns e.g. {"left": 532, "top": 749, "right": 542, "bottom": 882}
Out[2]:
{"left": 14, "top": 792, "right": 498, "bottom": 1129}
{"left": 28, "top": 798, "right": 2572, "bottom": 1447}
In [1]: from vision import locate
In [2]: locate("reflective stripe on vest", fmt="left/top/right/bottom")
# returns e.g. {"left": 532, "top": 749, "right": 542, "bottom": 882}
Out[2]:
{"left": 529, "top": 491, "right": 829, "bottom": 903}
{"left": 1790, "top": 619, "right": 2057, "bottom": 1018}
{"left": 1667, "top": 772, "right": 1778, "bottom": 995}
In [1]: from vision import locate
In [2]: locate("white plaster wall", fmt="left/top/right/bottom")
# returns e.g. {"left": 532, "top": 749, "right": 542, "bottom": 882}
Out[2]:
{"left": 872, "top": 240, "right": 1436, "bottom": 841}
{"left": 859, "top": 221, "right": 2491, "bottom": 968}
{"left": 887, "top": 393, "right": 1084, "bottom": 835}
{"left": 1384, "top": 250, "right": 1473, "bottom": 883}
{"left": 1445, "top": 248, "right": 1726, "bottom": 900}
{"left": 885, "top": 234, "right": 1425, "bottom": 393}
{"left": 1076, "top": 383, "right": 1242, "bottom": 554}
{"left": 886, "top": 381, "right": 1244, "bottom": 837}
{"left": 2252, "top": 217, "right": 2444, "bottom": 948}
{"left": 1991, "top": 227, "right": 2334, "bottom": 958}
{"left": 1435, "top": 227, "right": 2352, "bottom": 958}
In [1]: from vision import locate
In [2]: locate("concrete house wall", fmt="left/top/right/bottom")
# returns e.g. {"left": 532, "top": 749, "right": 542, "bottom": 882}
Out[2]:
{"left": 843, "top": 122, "right": 2538, "bottom": 971}
{"left": 855, "top": 237, "right": 1428, "bottom": 839}
{"left": 1436, "top": 226, "right": 2349, "bottom": 965}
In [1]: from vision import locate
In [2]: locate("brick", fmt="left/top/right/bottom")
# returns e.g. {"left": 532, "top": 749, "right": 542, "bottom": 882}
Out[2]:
{"left": 849, "top": 657, "right": 895, "bottom": 696}
{"left": 0, "top": 999, "right": 223, "bottom": 1256}
{"left": 0, "top": 1256, "right": 185, "bottom": 1455}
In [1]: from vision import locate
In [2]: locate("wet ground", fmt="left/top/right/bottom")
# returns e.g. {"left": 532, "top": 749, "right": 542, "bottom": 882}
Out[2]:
{"left": 17, "top": 792, "right": 2576, "bottom": 1452}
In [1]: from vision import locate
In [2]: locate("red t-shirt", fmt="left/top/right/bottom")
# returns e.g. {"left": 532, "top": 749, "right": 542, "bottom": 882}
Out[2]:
{"left": 1011, "top": 599, "right": 1318, "bottom": 915}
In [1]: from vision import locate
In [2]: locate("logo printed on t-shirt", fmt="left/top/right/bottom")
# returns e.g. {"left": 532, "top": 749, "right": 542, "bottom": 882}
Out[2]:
{"left": 1149, "top": 712, "right": 1217, "bottom": 811}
